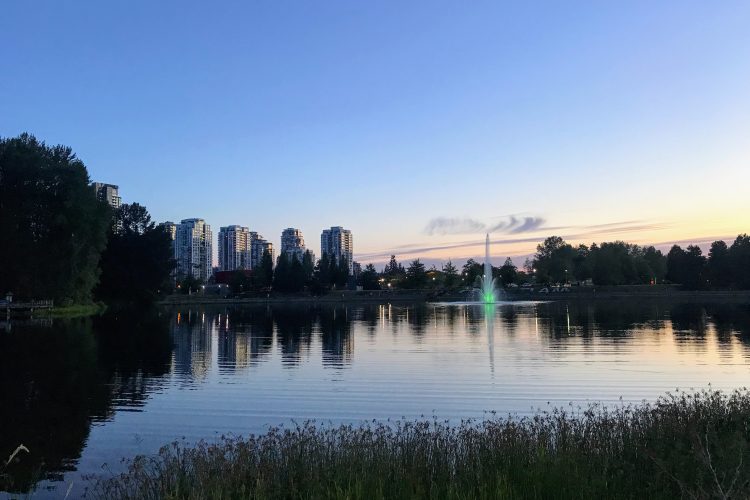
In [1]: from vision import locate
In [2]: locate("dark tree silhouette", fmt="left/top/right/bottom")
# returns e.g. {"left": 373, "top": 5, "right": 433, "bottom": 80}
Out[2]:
{"left": 0, "top": 133, "right": 110, "bottom": 303}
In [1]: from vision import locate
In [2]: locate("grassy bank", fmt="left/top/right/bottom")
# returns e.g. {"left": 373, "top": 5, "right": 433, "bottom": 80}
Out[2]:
{"left": 49, "top": 303, "right": 106, "bottom": 318}
{"left": 90, "top": 390, "right": 750, "bottom": 499}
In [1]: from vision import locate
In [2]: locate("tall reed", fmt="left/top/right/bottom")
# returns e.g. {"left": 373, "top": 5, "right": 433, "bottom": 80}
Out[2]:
{"left": 90, "top": 389, "right": 750, "bottom": 499}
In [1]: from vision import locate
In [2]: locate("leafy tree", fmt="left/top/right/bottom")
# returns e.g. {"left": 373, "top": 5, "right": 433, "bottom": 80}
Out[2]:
{"left": 667, "top": 245, "right": 707, "bottom": 290}
{"left": 707, "top": 240, "right": 732, "bottom": 288}
{"left": 642, "top": 246, "right": 667, "bottom": 283}
{"left": 96, "top": 203, "right": 174, "bottom": 303}
{"left": 228, "top": 270, "right": 251, "bottom": 295}
{"left": 358, "top": 264, "right": 381, "bottom": 290}
{"left": 499, "top": 258, "right": 518, "bottom": 286}
{"left": 178, "top": 275, "right": 203, "bottom": 294}
{"left": 462, "top": 259, "right": 483, "bottom": 287}
{"left": 115, "top": 203, "right": 153, "bottom": 235}
{"left": 442, "top": 260, "right": 459, "bottom": 288}
{"left": 0, "top": 133, "right": 110, "bottom": 303}
{"left": 590, "top": 242, "right": 636, "bottom": 286}
{"left": 572, "top": 244, "right": 592, "bottom": 282}
{"left": 533, "top": 236, "right": 575, "bottom": 284}
{"left": 729, "top": 234, "right": 750, "bottom": 289}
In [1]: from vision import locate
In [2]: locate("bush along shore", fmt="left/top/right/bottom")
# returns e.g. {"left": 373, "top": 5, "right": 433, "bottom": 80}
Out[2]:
{"left": 89, "top": 390, "right": 750, "bottom": 499}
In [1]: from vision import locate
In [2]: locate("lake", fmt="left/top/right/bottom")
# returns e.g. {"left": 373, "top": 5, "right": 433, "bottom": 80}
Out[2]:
{"left": 2, "top": 299, "right": 750, "bottom": 498}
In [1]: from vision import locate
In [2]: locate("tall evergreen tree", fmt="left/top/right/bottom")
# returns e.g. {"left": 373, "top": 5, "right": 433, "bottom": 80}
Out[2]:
{"left": 256, "top": 250, "right": 274, "bottom": 290}
{"left": 335, "top": 257, "right": 350, "bottom": 288}
{"left": 358, "top": 264, "right": 380, "bottom": 290}
{"left": 499, "top": 258, "right": 518, "bottom": 285}
{"left": 273, "top": 253, "right": 291, "bottom": 292}
{"left": 317, "top": 253, "right": 331, "bottom": 289}
{"left": 289, "top": 255, "right": 307, "bottom": 293}
{"left": 302, "top": 250, "right": 315, "bottom": 282}
{"left": 405, "top": 259, "right": 427, "bottom": 289}
{"left": 442, "top": 260, "right": 459, "bottom": 288}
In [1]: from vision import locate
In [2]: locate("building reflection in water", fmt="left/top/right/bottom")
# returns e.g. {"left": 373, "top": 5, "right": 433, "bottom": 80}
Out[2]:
{"left": 3, "top": 300, "right": 750, "bottom": 496}
{"left": 172, "top": 309, "right": 213, "bottom": 381}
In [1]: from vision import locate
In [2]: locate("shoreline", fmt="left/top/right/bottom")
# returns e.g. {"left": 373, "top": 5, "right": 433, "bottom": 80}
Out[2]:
{"left": 158, "top": 288, "right": 750, "bottom": 306}
{"left": 87, "top": 389, "right": 750, "bottom": 500}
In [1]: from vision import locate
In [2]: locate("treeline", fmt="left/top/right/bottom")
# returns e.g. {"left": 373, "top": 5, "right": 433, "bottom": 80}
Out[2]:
{"left": 531, "top": 235, "right": 750, "bottom": 289}
{"left": 217, "top": 229, "right": 750, "bottom": 296}
{"left": 0, "top": 134, "right": 174, "bottom": 305}
{"left": 215, "top": 252, "right": 353, "bottom": 296}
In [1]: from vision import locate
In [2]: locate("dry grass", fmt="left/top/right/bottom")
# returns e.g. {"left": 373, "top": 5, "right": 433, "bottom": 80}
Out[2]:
{"left": 88, "top": 389, "right": 750, "bottom": 499}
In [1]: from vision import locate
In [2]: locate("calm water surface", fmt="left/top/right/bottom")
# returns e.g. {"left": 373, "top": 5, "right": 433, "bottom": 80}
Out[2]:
{"left": 2, "top": 299, "right": 750, "bottom": 497}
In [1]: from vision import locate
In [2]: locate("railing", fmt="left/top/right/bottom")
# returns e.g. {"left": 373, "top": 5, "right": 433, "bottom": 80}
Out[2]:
{"left": 5, "top": 300, "right": 54, "bottom": 310}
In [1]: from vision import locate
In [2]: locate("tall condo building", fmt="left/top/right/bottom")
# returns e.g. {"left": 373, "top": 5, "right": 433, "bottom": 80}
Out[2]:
{"left": 218, "top": 226, "right": 251, "bottom": 271}
{"left": 249, "top": 232, "right": 274, "bottom": 269}
{"left": 92, "top": 182, "right": 121, "bottom": 208}
{"left": 175, "top": 219, "right": 213, "bottom": 282}
{"left": 321, "top": 226, "right": 353, "bottom": 273}
{"left": 280, "top": 228, "right": 309, "bottom": 263}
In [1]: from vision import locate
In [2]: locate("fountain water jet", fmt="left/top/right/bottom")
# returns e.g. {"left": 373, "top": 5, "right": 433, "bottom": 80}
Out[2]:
{"left": 479, "top": 234, "right": 501, "bottom": 303}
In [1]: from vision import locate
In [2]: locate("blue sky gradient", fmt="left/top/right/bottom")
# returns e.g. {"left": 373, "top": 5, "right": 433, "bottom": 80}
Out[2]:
{"left": 2, "top": 1, "right": 749, "bottom": 265}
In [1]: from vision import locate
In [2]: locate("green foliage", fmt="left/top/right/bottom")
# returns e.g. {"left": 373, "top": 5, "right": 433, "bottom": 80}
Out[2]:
{"left": 0, "top": 133, "right": 110, "bottom": 304}
{"left": 178, "top": 275, "right": 203, "bottom": 294}
{"left": 462, "top": 259, "right": 483, "bottom": 287}
{"left": 272, "top": 252, "right": 291, "bottom": 292}
{"left": 404, "top": 259, "right": 427, "bottom": 289}
{"left": 334, "top": 257, "right": 349, "bottom": 289}
{"left": 273, "top": 253, "right": 307, "bottom": 293}
{"left": 383, "top": 255, "right": 405, "bottom": 278}
{"left": 667, "top": 245, "right": 708, "bottom": 290}
{"left": 708, "top": 240, "right": 731, "bottom": 288}
{"left": 533, "top": 237, "right": 667, "bottom": 286}
{"left": 358, "top": 264, "right": 380, "bottom": 290}
{"left": 92, "top": 390, "right": 750, "bottom": 500}
{"left": 730, "top": 234, "right": 750, "bottom": 289}
{"left": 301, "top": 250, "right": 315, "bottom": 282}
{"left": 498, "top": 257, "right": 517, "bottom": 285}
{"left": 96, "top": 203, "right": 174, "bottom": 304}
{"left": 442, "top": 260, "right": 459, "bottom": 288}
{"left": 255, "top": 250, "right": 274, "bottom": 290}
{"left": 533, "top": 236, "right": 575, "bottom": 284}
{"left": 311, "top": 253, "right": 332, "bottom": 294}
{"left": 228, "top": 270, "right": 251, "bottom": 295}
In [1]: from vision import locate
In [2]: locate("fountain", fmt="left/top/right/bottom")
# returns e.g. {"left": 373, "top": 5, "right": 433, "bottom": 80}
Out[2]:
{"left": 478, "top": 234, "right": 502, "bottom": 303}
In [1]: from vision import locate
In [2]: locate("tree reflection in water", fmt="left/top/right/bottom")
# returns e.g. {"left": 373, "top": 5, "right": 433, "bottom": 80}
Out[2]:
{"left": 0, "top": 308, "right": 171, "bottom": 493}
{"left": 2, "top": 300, "right": 750, "bottom": 494}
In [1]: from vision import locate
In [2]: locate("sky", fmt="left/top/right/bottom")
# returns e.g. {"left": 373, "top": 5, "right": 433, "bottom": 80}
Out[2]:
{"left": 2, "top": 1, "right": 749, "bottom": 267}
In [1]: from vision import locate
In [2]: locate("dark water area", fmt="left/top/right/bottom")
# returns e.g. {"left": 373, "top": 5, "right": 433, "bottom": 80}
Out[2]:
{"left": 2, "top": 299, "right": 750, "bottom": 498}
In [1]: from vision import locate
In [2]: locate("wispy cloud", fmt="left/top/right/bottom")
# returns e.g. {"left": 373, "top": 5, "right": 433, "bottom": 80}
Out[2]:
{"left": 487, "top": 216, "right": 546, "bottom": 234}
{"left": 424, "top": 217, "right": 487, "bottom": 236}
{"left": 424, "top": 215, "right": 547, "bottom": 236}
{"left": 360, "top": 219, "right": 671, "bottom": 262}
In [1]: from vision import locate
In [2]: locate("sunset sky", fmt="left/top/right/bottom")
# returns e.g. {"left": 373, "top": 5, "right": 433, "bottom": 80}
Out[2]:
{"left": 2, "top": 1, "right": 748, "bottom": 266}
